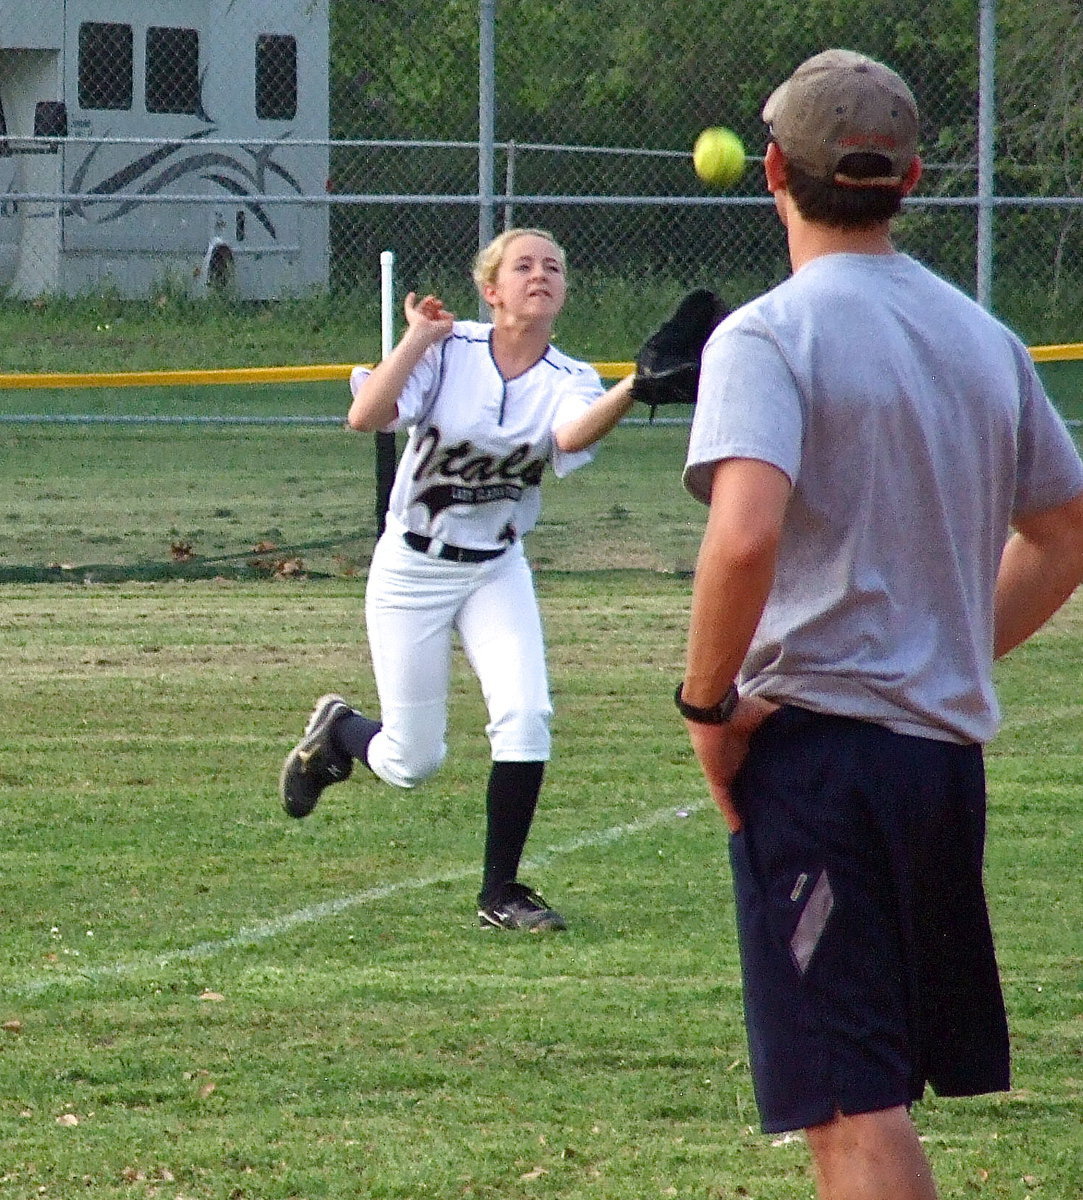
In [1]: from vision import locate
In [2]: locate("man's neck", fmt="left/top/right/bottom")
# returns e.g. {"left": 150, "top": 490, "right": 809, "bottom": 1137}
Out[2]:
{"left": 786, "top": 214, "right": 896, "bottom": 272}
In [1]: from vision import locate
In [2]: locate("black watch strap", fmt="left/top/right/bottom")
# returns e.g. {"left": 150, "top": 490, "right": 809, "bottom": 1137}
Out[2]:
{"left": 674, "top": 681, "right": 739, "bottom": 724}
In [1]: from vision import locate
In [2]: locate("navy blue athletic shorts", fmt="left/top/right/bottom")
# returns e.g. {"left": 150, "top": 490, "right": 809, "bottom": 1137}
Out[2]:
{"left": 729, "top": 705, "right": 1010, "bottom": 1134}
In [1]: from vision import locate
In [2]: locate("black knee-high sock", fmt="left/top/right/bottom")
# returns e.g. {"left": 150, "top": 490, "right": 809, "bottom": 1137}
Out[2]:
{"left": 480, "top": 761, "right": 545, "bottom": 901}
{"left": 331, "top": 711, "right": 381, "bottom": 767}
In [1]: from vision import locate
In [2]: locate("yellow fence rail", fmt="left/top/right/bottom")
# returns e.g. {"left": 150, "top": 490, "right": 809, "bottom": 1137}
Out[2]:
{"left": 0, "top": 348, "right": 1078, "bottom": 390}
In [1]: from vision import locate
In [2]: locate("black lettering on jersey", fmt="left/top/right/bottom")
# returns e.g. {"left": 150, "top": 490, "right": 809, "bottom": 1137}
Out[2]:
{"left": 414, "top": 482, "right": 525, "bottom": 520}
{"left": 410, "top": 425, "right": 545, "bottom": 519}
{"left": 460, "top": 454, "right": 498, "bottom": 483}
{"left": 498, "top": 443, "right": 536, "bottom": 480}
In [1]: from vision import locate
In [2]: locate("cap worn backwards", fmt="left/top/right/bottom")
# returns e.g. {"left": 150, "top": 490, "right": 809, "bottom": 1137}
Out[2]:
{"left": 762, "top": 48, "right": 919, "bottom": 187}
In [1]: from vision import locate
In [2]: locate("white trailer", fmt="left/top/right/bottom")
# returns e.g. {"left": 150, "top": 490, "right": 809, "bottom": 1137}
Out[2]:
{"left": 0, "top": 0, "right": 329, "bottom": 299}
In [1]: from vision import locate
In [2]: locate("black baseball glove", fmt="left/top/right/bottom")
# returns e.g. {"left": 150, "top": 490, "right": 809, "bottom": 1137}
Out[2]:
{"left": 630, "top": 288, "right": 729, "bottom": 415}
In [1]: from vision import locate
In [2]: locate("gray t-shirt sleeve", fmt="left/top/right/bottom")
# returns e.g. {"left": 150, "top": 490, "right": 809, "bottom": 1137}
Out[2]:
{"left": 683, "top": 318, "right": 803, "bottom": 505}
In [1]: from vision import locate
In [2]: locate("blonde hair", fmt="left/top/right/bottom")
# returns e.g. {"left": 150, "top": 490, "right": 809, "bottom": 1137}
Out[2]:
{"left": 471, "top": 227, "right": 566, "bottom": 295}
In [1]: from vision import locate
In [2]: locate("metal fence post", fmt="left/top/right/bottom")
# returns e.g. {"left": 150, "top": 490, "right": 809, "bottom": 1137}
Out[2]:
{"left": 478, "top": 0, "right": 497, "bottom": 279}
{"left": 976, "top": 0, "right": 996, "bottom": 310}
{"left": 504, "top": 139, "right": 516, "bottom": 232}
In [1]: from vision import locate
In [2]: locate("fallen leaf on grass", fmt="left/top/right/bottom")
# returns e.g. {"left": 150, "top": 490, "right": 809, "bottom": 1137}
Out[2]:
{"left": 199, "top": 990, "right": 225, "bottom": 1002}
{"left": 520, "top": 1167, "right": 548, "bottom": 1180}
{"left": 248, "top": 549, "right": 306, "bottom": 578}
{"left": 2, "top": 1020, "right": 22, "bottom": 1033}
{"left": 56, "top": 1113, "right": 79, "bottom": 1126}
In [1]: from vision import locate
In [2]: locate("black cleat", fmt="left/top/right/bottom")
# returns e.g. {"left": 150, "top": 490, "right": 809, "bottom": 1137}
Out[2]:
{"left": 478, "top": 882, "right": 567, "bottom": 932}
{"left": 280, "top": 694, "right": 354, "bottom": 818}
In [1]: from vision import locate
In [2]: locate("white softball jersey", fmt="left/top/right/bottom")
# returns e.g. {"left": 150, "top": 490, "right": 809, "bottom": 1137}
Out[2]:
{"left": 351, "top": 320, "right": 604, "bottom": 551}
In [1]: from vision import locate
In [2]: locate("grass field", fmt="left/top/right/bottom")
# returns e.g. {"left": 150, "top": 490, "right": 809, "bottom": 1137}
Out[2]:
{"left": 0, "top": 274, "right": 691, "bottom": 377}
{"left": 1, "top": 294, "right": 1081, "bottom": 1198}
{"left": 2, "top": 388, "right": 1082, "bottom": 586}
{"left": 0, "top": 574, "right": 1080, "bottom": 1200}
{"left": 0, "top": 422, "right": 708, "bottom": 582}
{"left": 0, "top": 276, "right": 1079, "bottom": 384}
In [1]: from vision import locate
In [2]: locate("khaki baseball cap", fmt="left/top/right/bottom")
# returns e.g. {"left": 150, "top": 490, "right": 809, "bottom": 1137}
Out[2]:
{"left": 762, "top": 48, "right": 919, "bottom": 186}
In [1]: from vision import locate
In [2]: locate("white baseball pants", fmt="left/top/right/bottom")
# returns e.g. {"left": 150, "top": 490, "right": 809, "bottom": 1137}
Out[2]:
{"left": 363, "top": 526, "right": 553, "bottom": 789}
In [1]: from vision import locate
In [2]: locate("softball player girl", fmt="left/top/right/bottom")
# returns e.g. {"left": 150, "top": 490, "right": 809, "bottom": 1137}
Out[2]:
{"left": 280, "top": 228, "right": 636, "bottom": 931}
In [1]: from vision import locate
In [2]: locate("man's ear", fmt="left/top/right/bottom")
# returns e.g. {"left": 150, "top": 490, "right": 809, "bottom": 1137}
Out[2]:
{"left": 900, "top": 155, "right": 923, "bottom": 196}
{"left": 764, "top": 141, "right": 788, "bottom": 194}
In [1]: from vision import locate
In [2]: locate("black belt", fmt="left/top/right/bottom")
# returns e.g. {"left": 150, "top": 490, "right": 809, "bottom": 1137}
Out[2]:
{"left": 404, "top": 531, "right": 507, "bottom": 563}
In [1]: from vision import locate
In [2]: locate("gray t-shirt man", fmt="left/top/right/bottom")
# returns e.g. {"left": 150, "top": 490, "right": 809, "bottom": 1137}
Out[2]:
{"left": 684, "top": 252, "right": 1083, "bottom": 744}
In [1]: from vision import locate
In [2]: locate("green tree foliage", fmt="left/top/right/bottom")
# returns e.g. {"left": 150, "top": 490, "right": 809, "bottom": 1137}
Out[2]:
{"left": 327, "top": 0, "right": 1078, "bottom": 196}
{"left": 994, "top": 1, "right": 1083, "bottom": 307}
{"left": 329, "top": 0, "right": 481, "bottom": 139}
{"left": 998, "top": 0, "right": 1083, "bottom": 192}
{"left": 328, "top": 0, "right": 982, "bottom": 155}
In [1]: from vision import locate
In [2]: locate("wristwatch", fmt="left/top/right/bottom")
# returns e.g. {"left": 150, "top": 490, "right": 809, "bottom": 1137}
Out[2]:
{"left": 674, "top": 681, "right": 739, "bottom": 724}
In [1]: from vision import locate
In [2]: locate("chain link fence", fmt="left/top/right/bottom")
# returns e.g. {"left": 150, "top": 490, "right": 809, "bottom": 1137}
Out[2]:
{"left": 0, "top": 0, "right": 1081, "bottom": 345}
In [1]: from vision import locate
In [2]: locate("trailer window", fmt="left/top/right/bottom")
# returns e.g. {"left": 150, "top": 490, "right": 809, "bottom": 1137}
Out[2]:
{"left": 256, "top": 35, "right": 297, "bottom": 120}
{"left": 146, "top": 27, "right": 201, "bottom": 115}
{"left": 78, "top": 23, "right": 134, "bottom": 111}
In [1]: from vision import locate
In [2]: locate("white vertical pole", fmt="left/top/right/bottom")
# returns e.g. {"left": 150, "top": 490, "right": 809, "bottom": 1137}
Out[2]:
{"left": 380, "top": 249, "right": 395, "bottom": 358}
{"left": 375, "top": 250, "right": 397, "bottom": 536}
{"left": 976, "top": 0, "right": 996, "bottom": 310}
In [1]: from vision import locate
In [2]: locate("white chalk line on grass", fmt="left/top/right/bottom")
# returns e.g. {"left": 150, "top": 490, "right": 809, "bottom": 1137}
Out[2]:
{"left": 6, "top": 800, "right": 708, "bottom": 1000}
